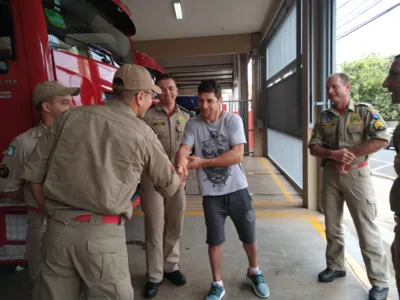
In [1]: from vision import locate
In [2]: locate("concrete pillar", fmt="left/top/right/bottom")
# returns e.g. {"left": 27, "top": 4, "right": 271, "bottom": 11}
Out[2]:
{"left": 301, "top": 0, "right": 336, "bottom": 210}
{"left": 236, "top": 53, "right": 250, "bottom": 155}
{"left": 252, "top": 48, "right": 264, "bottom": 157}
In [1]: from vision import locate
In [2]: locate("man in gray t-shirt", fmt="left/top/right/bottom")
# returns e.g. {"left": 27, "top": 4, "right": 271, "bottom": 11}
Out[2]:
{"left": 181, "top": 110, "right": 248, "bottom": 196}
{"left": 176, "top": 80, "right": 269, "bottom": 300}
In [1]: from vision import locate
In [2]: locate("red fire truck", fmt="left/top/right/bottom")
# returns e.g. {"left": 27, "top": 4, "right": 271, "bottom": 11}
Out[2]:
{"left": 0, "top": 0, "right": 164, "bottom": 269}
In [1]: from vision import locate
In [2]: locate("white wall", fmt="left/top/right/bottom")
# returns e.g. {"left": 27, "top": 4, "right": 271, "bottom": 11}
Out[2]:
{"left": 267, "top": 128, "right": 303, "bottom": 189}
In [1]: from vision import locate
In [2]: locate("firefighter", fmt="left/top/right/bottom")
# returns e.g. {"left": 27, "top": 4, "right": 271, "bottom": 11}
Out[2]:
{"left": 0, "top": 81, "right": 76, "bottom": 279}
{"left": 384, "top": 54, "right": 400, "bottom": 297}
{"left": 140, "top": 74, "right": 190, "bottom": 298}
{"left": 308, "top": 73, "right": 390, "bottom": 300}
{"left": 20, "top": 64, "right": 187, "bottom": 300}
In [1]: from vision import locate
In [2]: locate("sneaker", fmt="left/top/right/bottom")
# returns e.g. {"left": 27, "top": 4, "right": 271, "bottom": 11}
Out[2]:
{"left": 205, "top": 282, "right": 225, "bottom": 300}
{"left": 246, "top": 270, "right": 270, "bottom": 298}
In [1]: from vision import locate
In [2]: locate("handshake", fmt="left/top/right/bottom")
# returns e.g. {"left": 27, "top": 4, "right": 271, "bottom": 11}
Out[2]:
{"left": 175, "top": 164, "right": 189, "bottom": 186}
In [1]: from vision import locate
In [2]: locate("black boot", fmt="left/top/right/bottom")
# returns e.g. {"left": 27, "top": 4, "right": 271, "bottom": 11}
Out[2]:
{"left": 369, "top": 286, "right": 389, "bottom": 300}
{"left": 318, "top": 268, "right": 346, "bottom": 282}
{"left": 164, "top": 270, "right": 187, "bottom": 286}
{"left": 144, "top": 281, "right": 162, "bottom": 298}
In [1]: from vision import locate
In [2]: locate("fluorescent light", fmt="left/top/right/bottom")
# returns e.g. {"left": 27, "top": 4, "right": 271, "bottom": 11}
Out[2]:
{"left": 173, "top": 0, "right": 183, "bottom": 19}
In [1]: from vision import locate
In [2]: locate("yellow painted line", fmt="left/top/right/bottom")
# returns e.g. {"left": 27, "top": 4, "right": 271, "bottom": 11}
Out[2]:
{"left": 133, "top": 210, "right": 311, "bottom": 217}
{"left": 186, "top": 200, "right": 299, "bottom": 207}
{"left": 246, "top": 172, "right": 274, "bottom": 175}
{"left": 307, "top": 216, "right": 390, "bottom": 298}
{"left": 259, "top": 157, "right": 296, "bottom": 203}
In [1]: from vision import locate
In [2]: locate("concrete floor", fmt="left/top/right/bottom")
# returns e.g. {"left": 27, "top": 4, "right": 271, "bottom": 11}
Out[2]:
{"left": 0, "top": 157, "right": 397, "bottom": 299}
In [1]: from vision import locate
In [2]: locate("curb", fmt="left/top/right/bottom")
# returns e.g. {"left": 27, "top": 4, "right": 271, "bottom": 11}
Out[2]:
{"left": 372, "top": 171, "right": 396, "bottom": 181}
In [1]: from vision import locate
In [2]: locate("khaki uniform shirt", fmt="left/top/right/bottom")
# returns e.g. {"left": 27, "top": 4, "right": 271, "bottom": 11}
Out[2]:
{"left": 20, "top": 100, "right": 180, "bottom": 222}
{"left": 142, "top": 103, "right": 190, "bottom": 165}
{"left": 390, "top": 125, "right": 400, "bottom": 213}
{"left": 308, "top": 100, "right": 391, "bottom": 167}
{"left": 0, "top": 122, "right": 47, "bottom": 208}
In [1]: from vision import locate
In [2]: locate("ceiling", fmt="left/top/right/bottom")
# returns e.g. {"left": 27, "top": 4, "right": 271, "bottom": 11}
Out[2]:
{"left": 127, "top": 0, "right": 274, "bottom": 41}
{"left": 157, "top": 54, "right": 236, "bottom": 92}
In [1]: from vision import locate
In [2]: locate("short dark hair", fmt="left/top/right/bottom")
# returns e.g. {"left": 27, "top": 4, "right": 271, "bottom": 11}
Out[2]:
{"left": 155, "top": 73, "right": 176, "bottom": 85}
{"left": 197, "top": 80, "right": 222, "bottom": 98}
{"left": 395, "top": 54, "right": 400, "bottom": 59}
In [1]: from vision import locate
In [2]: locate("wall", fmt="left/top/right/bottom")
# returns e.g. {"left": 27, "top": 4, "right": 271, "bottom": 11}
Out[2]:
{"left": 268, "top": 128, "right": 303, "bottom": 189}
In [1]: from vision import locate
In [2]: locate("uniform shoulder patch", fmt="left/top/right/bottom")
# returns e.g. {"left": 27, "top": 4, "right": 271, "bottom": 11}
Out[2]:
{"left": 373, "top": 120, "right": 386, "bottom": 131}
{"left": 177, "top": 104, "right": 190, "bottom": 114}
{"left": 0, "top": 164, "right": 9, "bottom": 179}
{"left": 6, "top": 145, "right": 16, "bottom": 157}
{"left": 367, "top": 107, "right": 381, "bottom": 120}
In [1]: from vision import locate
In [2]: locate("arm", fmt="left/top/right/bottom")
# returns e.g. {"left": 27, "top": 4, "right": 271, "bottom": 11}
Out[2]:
{"left": 349, "top": 139, "right": 388, "bottom": 157}
{"left": 29, "top": 183, "right": 45, "bottom": 209}
{"left": 308, "top": 116, "right": 355, "bottom": 164}
{"left": 355, "top": 107, "right": 391, "bottom": 157}
{"left": 190, "top": 144, "right": 244, "bottom": 168}
{"left": 176, "top": 144, "right": 192, "bottom": 168}
{"left": 175, "top": 119, "right": 195, "bottom": 168}
{"left": 0, "top": 140, "right": 26, "bottom": 202}
{"left": 21, "top": 112, "right": 66, "bottom": 184}
{"left": 143, "top": 136, "right": 186, "bottom": 199}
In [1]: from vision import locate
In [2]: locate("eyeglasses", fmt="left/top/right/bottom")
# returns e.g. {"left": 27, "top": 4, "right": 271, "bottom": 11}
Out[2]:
{"left": 143, "top": 90, "right": 158, "bottom": 99}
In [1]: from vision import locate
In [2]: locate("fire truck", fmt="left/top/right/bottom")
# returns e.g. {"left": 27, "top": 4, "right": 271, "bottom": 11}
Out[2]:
{"left": 0, "top": 0, "right": 165, "bottom": 270}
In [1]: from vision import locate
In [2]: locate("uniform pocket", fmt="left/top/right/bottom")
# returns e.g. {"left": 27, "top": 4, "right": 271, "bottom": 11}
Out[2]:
{"left": 86, "top": 236, "right": 126, "bottom": 282}
{"left": 347, "top": 124, "right": 363, "bottom": 132}
{"left": 358, "top": 167, "right": 372, "bottom": 177}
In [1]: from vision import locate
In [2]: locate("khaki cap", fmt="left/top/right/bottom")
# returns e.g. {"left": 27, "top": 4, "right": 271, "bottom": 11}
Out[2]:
{"left": 34, "top": 81, "right": 80, "bottom": 106}
{"left": 112, "top": 64, "right": 162, "bottom": 94}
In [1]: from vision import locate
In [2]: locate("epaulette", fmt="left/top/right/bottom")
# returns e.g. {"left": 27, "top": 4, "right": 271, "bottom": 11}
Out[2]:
{"left": 355, "top": 102, "right": 372, "bottom": 107}
{"left": 177, "top": 104, "right": 190, "bottom": 114}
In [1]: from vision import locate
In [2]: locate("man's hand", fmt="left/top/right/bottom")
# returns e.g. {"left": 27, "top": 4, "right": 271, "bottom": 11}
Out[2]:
{"left": 331, "top": 149, "right": 356, "bottom": 164}
{"left": 186, "top": 156, "right": 204, "bottom": 169}
{"left": 394, "top": 154, "right": 400, "bottom": 176}
{"left": 332, "top": 162, "right": 348, "bottom": 175}
{"left": 175, "top": 164, "right": 188, "bottom": 185}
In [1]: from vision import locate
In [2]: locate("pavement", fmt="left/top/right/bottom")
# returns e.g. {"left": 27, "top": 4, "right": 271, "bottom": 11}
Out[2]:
{"left": 0, "top": 156, "right": 398, "bottom": 300}
{"left": 371, "top": 148, "right": 396, "bottom": 179}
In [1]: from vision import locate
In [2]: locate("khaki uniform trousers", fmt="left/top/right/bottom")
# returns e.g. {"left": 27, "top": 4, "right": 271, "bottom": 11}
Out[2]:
{"left": 322, "top": 164, "right": 390, "bottom": 287}
{"left": 393, "top": 224, "right": 400, "bottom": 297}
{"left": 140, "top": 178, "right": 186, "bottom": 283}
{"left": 33, "top": 216, "right": 133, "bottom": 300}
{"left": 26, "top": 210, "right": 47, "bottom": 280}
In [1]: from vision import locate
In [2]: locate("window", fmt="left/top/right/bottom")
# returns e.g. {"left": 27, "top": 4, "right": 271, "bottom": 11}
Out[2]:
{"left": 42, "top": 0, "right": 134, "bottom": 66}
{"left": 0, "top": 0, "right": 15, "bottom": 60}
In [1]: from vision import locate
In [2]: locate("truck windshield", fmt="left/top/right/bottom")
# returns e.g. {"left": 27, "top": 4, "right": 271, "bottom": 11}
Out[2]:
{"left": 0, "top": 0, "right": 15, "bottom": 60}
{"left": 42, "top": 0, "right": 133, "bottom": 66}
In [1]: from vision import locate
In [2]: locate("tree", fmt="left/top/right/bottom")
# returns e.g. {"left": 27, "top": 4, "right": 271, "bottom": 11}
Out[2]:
{"left": 339, "top": 53, "right": 399, "bottom": 121}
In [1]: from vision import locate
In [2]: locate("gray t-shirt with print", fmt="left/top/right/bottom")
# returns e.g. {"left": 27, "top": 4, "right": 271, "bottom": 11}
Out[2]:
{"left": 181, "top": 111, "right": 248, "bottom": 196}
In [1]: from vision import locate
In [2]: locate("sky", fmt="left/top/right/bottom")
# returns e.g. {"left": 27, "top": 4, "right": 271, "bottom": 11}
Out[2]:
{"left": 336, "top": 0, "right": 400, "bottom": 64}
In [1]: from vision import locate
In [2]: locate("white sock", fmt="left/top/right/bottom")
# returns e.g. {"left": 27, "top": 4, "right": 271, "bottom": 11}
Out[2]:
{"left": 214, "top": 280, "right": 224, "bottom": 287}
{"left": 248, "top": 266, "right": 259, "bottom": 274}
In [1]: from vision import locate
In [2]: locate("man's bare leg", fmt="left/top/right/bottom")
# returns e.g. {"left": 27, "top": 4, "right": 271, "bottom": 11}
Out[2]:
{"left": 209, "top": 245, "right": 223, "bottom": 281}
{"left": 243, "top": 242, "right": 258, "bottom": 269}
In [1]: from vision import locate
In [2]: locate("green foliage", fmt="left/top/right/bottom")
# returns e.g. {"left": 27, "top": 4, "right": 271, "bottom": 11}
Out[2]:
{"left": 339, "top": 53, "right": 398, "bottom": 121}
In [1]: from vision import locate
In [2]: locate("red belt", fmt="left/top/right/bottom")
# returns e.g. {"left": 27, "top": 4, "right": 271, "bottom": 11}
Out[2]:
{"left": 28, "top": 207, "right": 45, "bottom": 214}
{"left": 74, "top": 214, "right": 121, "bottom": 224}
{"left": 343, "top": 161, "right": 368, "bottom": 170}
